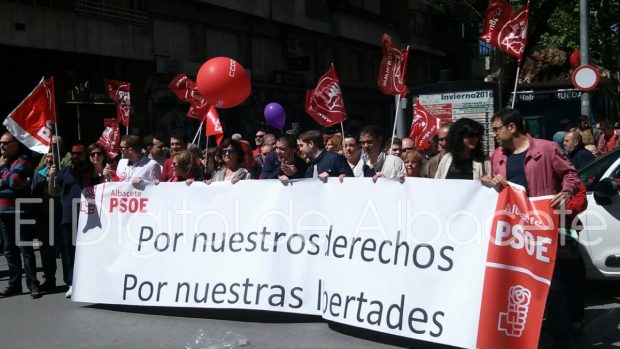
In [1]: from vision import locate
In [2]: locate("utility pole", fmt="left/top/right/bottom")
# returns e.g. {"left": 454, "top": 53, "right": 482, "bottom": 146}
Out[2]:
{"left": 580, "top": 0, "right": 590, "bottom": 117}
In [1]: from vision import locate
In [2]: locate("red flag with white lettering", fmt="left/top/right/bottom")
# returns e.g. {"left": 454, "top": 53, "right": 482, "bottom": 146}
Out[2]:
{"left": 480, "top": 0, "right": 530, "bottom": 61}
{"left": 305, "top": 66, "right": 347, "bottom": 127}
{"left": 205, "top": 105, "right": 224, "bottom": 145}
{"left": 104, "top": 79, "right": 131, "bottom": 128}
{"left": 98, "top": 118, "right": 121, "bottom": 159}
{"left": 2, "top": 77, "right": 56, "bottom": 153}
{"left": 377, "top": 33, "right": 409, "bottom": 96}
{"left": 476, "top": 185, "right": 557, "bottom": 349}
{"left": 168, "top": 74, "right": 211, "bottom": 120}
{"left": 409, "top": 102, "right": 441, "bottom": 149}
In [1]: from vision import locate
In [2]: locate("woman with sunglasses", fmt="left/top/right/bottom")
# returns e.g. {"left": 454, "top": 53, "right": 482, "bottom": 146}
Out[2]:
{"left": 87, "top": 143, "right": 109, "bottom": 182}
{"left": 208, "top": 139, "right": 251, "bottom": 183}
{"left": 434, "top": 118, "right": 491, "bottom": 180}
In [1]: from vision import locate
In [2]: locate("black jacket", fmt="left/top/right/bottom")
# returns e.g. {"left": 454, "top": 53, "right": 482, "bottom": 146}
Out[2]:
{"left": 568, "top": 146, "right": 595, "bottom": 171}
{"left": 305, "top": 151, "right": 354, "bottom": 178}
{"left": 261, "top": 152, "right": 308, "bottom": 179}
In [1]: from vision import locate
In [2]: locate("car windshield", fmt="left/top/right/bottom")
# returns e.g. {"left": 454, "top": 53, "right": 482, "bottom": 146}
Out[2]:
{"left": 579, "top": 148, "right": 620, "bottom": 191}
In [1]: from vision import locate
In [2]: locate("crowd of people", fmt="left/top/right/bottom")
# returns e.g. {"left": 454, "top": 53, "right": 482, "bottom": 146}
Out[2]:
{"left": 0, "top": 107, "right": 613, "bottom": 347}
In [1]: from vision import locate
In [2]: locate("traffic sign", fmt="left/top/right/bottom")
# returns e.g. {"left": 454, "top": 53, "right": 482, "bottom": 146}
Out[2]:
{"left": 571, "top": 65, "right": 600, "bottom": 92}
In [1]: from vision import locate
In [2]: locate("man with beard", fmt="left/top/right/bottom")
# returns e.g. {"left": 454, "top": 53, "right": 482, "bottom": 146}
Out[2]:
{"left": 261, "top": 134, "right": 308, "bottom": 182}
{"left": 298, "top": 130, "right": 353, "bottom": 182}
{"left": 421, "top": 122, "right": 450, "bottom": 178}
{"left": 482, "top": 108, "right": 580, "bottom": 348}
{"left": 49, "top": 142, "right": 103, "bottom": 298}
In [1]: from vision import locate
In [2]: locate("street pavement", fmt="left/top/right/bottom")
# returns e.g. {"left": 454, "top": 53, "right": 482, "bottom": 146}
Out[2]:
{"left": 0, "top": 251, "right": 619, "bottom": 348}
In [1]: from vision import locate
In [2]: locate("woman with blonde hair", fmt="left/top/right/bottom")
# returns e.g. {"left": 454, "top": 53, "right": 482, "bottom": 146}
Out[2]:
{"left": 325, "top": 134, "right": 343, "bottom": 155}
{"left": 401, "top": 149, "right": 423, "bottom": 177}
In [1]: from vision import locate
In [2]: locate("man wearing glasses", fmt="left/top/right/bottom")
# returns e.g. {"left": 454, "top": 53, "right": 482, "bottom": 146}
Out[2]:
{"left": 48, "top": 141, "right": 93, "bottom": 298}
{"left": 482, "top": 108, "right": 580, "bottom": 348}
{"left": 252, "top": 130, "right": 266, "bottom": 158}
{"left": 114, "top": 135, "right": 161, "bottom": 187}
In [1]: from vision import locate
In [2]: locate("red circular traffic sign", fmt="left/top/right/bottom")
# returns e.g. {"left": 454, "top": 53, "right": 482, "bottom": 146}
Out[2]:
{"left": 571, "top": 65, "right": 600, "bottom": 92}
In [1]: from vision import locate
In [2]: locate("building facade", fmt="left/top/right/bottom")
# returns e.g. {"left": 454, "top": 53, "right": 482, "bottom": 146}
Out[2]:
{"left": 1, "top": 0, "right": 457, "bottom": 145}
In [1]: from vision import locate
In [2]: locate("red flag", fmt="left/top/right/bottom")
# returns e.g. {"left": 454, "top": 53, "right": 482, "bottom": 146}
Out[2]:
{"left": 481, "top": 0, "right": 530, "bottom": 61}
{"left": 377, "top": 33, "right": 409, "bottom": 95}
{"left": 409, "top": 102, "right": 441, "bottom": 149}
{"left": 168, "top": 74, "right": 211, "bottom": 120}
{"left": 2, "top": 77, "right": 56, "bottom": 153}
{"left": 476, "top": 185, "right": 557, "bottom": 349}
{"left": 104, "top": 79, "right": 131, "bottom": 128}
{"left": 98, "top": 118, "right": 121, "bottom": 159}
{"left": 204, "top": 105, "right": 224, "bottom": 145}
{"left": 305, "top": 66, "right": 347, "bottom": 127}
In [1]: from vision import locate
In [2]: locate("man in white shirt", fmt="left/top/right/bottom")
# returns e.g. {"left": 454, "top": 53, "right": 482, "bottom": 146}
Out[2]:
{"left": 359, "top": 125, "right": 405, "bottom": 181}
{"left": 112, "top": 135, "right": 161, "bottom": 187}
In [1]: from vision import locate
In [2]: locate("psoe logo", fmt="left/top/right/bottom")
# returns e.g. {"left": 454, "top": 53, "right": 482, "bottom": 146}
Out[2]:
{"left": 109, "top": 190, "right": 148, "bottom": 213}
{"left": 498, "top": 285, "right": 531, "bottom": 337}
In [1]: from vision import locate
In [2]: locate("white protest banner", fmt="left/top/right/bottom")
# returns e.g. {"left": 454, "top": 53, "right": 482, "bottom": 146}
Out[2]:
{"left": 73, "top": 179, "right": 557, "bottom": 349}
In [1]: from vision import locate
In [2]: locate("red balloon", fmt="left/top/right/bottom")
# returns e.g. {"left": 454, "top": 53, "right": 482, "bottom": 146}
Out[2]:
{"left": 569, "top": 50, "right": 581, "bottom": 69}
{"left": 196, "top": 57, "right": 251, "bottom": 109}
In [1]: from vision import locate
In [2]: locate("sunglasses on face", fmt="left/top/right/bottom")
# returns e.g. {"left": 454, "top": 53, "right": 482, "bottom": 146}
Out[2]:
{"left": 222, "top": 148, "right": 235, "bottom": 156}
{"left": 90, "top": 151, "right": 104, "bottom": 157}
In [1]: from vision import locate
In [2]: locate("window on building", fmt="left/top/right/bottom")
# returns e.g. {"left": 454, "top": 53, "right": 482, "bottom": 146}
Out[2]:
{"left": 154, "top": 20, "right": 194, "bottom": 61}
{"left": 206, "top": 29, "right": 241, "bottom": 62}
{"left": 251, "top": 37, "right": 284, "bottom": 79}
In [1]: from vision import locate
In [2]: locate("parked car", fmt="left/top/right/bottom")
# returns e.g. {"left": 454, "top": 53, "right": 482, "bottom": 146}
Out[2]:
{"left": 577, "top": 148, "right": 620, "bottom": 280}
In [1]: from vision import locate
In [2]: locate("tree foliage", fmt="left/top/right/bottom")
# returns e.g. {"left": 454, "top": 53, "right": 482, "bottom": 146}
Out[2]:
{"left": 433, "top": 0, "right": 619, "bottom": 69}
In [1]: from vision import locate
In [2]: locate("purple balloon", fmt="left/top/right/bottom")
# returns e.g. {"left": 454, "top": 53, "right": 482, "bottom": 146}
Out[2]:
{"left": 263, "top": 102, "right": 286, "bottom": 130}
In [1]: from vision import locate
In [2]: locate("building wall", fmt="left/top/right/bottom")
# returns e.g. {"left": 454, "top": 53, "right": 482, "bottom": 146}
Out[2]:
{"left": 1, "top": 0, "right": 454, "bottom": 142}
{"left": 0, "top": 2, "right": 152, "bottom": 60}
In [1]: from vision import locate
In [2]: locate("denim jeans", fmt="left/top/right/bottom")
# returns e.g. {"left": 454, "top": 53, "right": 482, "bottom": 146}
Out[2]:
{"left": 0, "top": 213, "right": 39, "bottom": 291}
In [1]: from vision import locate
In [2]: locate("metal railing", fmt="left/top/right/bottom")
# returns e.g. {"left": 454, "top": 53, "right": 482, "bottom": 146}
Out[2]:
{"left": 73, "top": 0, "right": 150, "bottom": 26}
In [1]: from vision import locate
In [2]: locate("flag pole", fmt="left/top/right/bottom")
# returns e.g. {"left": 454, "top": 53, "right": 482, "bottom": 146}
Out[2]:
{"left": 197, "top": 123, "right": 202, "bottom": 146}
{"left": 192, "top": 121, "right": 204, "bottom": 145}
{"left": 340, "top": 121, "right": 346, "bottom": 150}
{"left": 389, "top": 45, "right": 409, "bottom": 151}
{"left": 390, "top": 95, "right": 402, "bottom": 152}
{"left": 510, "top": 63, "right": 521, "bottom": 109}
{"left": 76, "top": 105, "right": 82, "bottom": 140}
